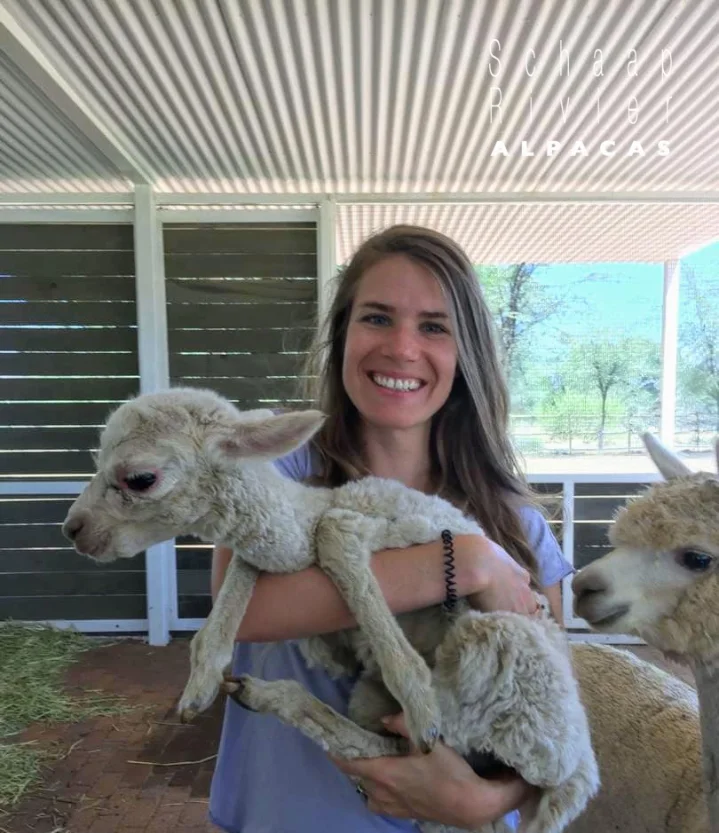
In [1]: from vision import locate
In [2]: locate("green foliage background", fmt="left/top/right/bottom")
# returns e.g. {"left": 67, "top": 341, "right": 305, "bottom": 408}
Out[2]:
{"left": 478, "top": 260, "right": 715, "bottom": 455}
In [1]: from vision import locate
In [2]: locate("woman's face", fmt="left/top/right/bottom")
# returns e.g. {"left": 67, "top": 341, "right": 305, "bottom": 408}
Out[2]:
{"left": 342, "top": 254, "right": 459, "bottom": 433}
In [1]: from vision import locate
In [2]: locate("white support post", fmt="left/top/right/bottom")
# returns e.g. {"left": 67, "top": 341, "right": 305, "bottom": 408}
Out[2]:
{"left": 560, "top": 479, "right": 578, "bottom": 629}
{"left": 317, "top": 197, "right": 338, "bottom": 327}
{"left": 134, "top": 185, "right": 177, "bottom": 646}
{"left": 661, "top": 260, "right": 681, "bottom": 447}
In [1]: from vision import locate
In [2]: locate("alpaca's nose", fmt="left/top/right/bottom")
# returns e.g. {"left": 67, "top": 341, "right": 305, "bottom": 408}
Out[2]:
{"left": 572, "top": 567, "right": 609, "bottom": 604}
{"left": 62, "top": 513, "right": 86, "bottom": 542}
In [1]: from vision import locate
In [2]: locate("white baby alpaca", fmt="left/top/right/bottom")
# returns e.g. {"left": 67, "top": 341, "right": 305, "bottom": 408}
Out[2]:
{"left": 62, "top": 387, "right": 598, "bottom": 833}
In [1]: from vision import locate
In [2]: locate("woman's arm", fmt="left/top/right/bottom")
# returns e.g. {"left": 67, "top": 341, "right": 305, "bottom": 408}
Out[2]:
{"left": 212, "top": 534, "right": 536, "bottom": 643}
{"left": 543, "top": 581, "right": 564, "bottom": 626}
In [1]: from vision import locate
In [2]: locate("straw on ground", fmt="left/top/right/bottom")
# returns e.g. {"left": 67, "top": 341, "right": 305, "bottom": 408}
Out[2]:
{"left": 0, "top": 622, "right": 132, "bottom": 807}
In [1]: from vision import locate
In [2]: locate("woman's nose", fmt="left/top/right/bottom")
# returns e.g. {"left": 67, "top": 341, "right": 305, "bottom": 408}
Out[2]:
{"left": 381, "top": 326, "right": 420, "bottom": 360}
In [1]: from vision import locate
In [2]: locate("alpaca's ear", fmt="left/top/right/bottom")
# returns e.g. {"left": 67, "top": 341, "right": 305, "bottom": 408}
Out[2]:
{"left": 208, "top": 410, "right": 325, "bottom": 466}
{"left": 642, "top": 432, "right": 692, "bottom": 480}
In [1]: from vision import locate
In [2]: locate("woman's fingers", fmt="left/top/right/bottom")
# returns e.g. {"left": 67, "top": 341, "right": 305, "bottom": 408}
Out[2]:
{"left": 380, "top": 712, "right": 409, "bottom": 737}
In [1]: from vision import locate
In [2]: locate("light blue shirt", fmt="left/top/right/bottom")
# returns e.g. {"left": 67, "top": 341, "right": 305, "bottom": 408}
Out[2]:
{"left": 209, "top": 445, "right": 574, "bottom": 832}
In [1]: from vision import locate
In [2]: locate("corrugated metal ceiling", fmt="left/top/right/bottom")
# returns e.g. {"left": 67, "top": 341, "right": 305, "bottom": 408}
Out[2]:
{"left": 0, "top": 50, "right": 125, "bottom": 193}
{"left": 336, "top": 202, "right": 719, "bottom": 264}
{"left": 2, "top": 0, "right": 718, "bottom": 196}
{"left": 0, "top": 0, "right": 718, "bottom": 261}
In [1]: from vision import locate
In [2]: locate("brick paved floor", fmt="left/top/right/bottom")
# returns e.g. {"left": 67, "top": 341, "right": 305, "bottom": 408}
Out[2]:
{"left": 1, "top": 638, "right": 696, "bottom": 833}
{"left": 3, "top": 637, "right": 224, "bottom": 833}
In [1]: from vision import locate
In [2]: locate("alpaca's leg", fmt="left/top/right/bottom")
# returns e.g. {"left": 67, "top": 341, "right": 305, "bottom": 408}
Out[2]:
{"left": 316, "top": 509, "right": 441, "bottom": 753}
{"left": 432, "top": 612, "right": 599, "bottom": 833}
{"left": 522, "top": 757, "right": 601, "bottom": 833}
{"left": 222, "top": 674, "right": 406, "bottom": 759}
{"left": 178, "top": 557, "right": 259, "bottom": 721}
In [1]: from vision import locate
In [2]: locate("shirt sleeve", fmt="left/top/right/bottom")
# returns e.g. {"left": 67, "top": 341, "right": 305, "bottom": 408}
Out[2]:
{"left": 273, "top": 442, "right": 313, "bottom": 482}
{"left": 517, "top": 504, "right": 575, "bottom": 588}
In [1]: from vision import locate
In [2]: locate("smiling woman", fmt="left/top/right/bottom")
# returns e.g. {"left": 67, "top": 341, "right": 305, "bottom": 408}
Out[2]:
{"left": 210, "top": 225, "right": 574, "bottom": 833}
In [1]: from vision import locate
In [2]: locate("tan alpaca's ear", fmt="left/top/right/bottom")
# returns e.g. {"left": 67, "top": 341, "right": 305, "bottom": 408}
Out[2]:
{"left": 642, "top": 432, "right": 692, "bottom": 480}
{"left": 209, "top": 410, "right": 325, "bottom": 466}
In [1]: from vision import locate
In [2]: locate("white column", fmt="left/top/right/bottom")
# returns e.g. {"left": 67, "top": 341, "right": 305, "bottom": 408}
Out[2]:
{"left": 317, "top": 197, "right": 338, "bottom": 327}
{"left": 134, "top": 185, "right": 177, "bottom": 646}
{"left": 660, "top": 260, "right": 681, "bottom": 447}
{"left": 561, "top": 480, "right": 578, "bottom": 628}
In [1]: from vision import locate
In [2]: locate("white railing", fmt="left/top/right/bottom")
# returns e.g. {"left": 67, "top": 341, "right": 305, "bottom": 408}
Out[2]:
{"left": 526, "top": 472, "right": 661, "bottom": 641}
{"left": 2, "top": 470, "right": 660, "bottom": 645}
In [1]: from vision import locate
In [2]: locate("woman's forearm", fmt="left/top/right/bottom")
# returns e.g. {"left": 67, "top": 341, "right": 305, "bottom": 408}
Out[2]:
{"left": 212, "top": 536, "right": 488, "bottom": 643}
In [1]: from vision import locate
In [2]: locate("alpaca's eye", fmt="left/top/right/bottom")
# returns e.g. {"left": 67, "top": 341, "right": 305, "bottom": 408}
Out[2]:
{"left": 123, "top": 472, "right": 157, "bottom": 492}
{"left": 677, "top": 550, "right": 713, "bottom": 572}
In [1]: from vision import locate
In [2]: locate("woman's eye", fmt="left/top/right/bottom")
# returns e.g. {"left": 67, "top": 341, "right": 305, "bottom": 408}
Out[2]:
{"left": 123, "top": 472, "right": 158, "bottom": 492}
{"left": 361, "top": 313, "right": 390, "bottom": 326}
{"left": 421, "top": 321, "right": 449, "bottom": 335}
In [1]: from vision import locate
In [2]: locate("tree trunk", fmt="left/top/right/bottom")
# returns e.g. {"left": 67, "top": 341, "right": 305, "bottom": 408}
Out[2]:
{"left": 598, "top": 393, "right": 608, "bottom": 451}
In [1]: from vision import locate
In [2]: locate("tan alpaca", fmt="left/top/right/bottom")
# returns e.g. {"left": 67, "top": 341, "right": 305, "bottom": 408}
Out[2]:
{"left": 572, "top": 434, "right": 719, "bottom": 833}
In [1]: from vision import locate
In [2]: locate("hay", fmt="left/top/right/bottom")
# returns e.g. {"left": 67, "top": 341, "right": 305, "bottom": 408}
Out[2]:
{"left": 0, "top": 623, "right": 132, "bottom": 808}
{"left": 0, "top": 742, "right": 47, "bottom": 808}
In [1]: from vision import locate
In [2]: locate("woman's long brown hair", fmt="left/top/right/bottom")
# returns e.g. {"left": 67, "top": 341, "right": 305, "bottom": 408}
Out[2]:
{"left": 302, "top": 225, "right": 540, "bottom": 584}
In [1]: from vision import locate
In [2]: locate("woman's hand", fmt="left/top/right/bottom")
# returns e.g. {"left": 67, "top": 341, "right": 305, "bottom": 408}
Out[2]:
{"left": 463, "top": 536, "right": 539, "bottom": 615}
{"left": 331, "top": 713, "right": 534, "bottom": 827}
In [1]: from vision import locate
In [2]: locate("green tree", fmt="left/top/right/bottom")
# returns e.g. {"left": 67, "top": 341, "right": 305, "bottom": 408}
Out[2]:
{"left": 541, "top": 338, "right": 660, "bottom": 451}
{"left": 479, "top": 263, "right": 572, "bottom": 420}
{"left": 589, "top": 346, "right": 622, "bottom": 449}
{"left": 478, "top": 264, "right": 565, "bottom": 375}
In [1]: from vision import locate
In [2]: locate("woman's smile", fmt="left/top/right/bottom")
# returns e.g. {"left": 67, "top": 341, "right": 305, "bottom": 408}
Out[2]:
{"left": 367, "top": 372, "right": 426, "bottom": 394}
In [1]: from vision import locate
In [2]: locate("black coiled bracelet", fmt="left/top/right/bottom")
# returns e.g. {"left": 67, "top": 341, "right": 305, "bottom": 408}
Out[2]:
{"left": 441, "top": 529, "right": 458, "bottom": 614}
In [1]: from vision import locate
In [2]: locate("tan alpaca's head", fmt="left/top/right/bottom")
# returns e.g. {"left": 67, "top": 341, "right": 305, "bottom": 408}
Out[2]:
{"left": 573, "top": 435, "right": 719, "bottom": 662}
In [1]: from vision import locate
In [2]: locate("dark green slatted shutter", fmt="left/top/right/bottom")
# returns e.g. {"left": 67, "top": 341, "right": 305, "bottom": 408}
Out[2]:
{"left": 0, "top": 223, "right": 146, "bottom": 622}
{"left": 0, "top": 223, "right": 139, "bottom": 478}
{"left": 164, "top": 221, "right": 318, "bottom": 620}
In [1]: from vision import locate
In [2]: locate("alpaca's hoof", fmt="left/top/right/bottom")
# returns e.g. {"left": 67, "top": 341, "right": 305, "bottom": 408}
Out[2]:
{"left": 178, "top": 705, "right": 197, "bottom": 724}
{"left": 418, "top": 725, "right": 441, "bottom": 754}
{"left": 220, "top": 676, "right": 243, "bottom": 696}
{"left": 177, "top": 672, "right": 221, "bottom": 721}
{"left": 221, "top": 675, "right": 258, "bottom": 712}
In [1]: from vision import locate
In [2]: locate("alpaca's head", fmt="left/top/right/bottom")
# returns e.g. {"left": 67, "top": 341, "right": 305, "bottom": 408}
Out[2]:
{"left": 62, "top": 387, "right": 324, "bottom": 562}
{"left": 573, "top": 435, "right": 719, "bottom": 662}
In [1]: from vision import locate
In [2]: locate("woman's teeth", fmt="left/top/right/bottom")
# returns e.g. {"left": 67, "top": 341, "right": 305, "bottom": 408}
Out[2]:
{"left": 371, "top": 373, "right": 421, "bottom": 392}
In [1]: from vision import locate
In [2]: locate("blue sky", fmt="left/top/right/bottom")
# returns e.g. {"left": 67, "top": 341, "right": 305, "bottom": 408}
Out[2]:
{"left": 521, "top": 239, "right": 719, "bottom": 343}
{"left": 682, "top": 239, "right": 719, "bottom": 270}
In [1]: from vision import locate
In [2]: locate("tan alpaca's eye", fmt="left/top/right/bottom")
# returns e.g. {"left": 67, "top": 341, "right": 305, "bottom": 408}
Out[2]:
{"left": 123, "top": 472, "right": 158, "bottom": 492}
{"left": 677, "top": 549, "right": 713, "bottom": 572}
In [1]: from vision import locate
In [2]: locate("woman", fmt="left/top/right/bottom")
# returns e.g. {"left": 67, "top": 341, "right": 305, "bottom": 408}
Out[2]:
{"left": 209, "top": 225, "right": 573, "bottom": 832}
